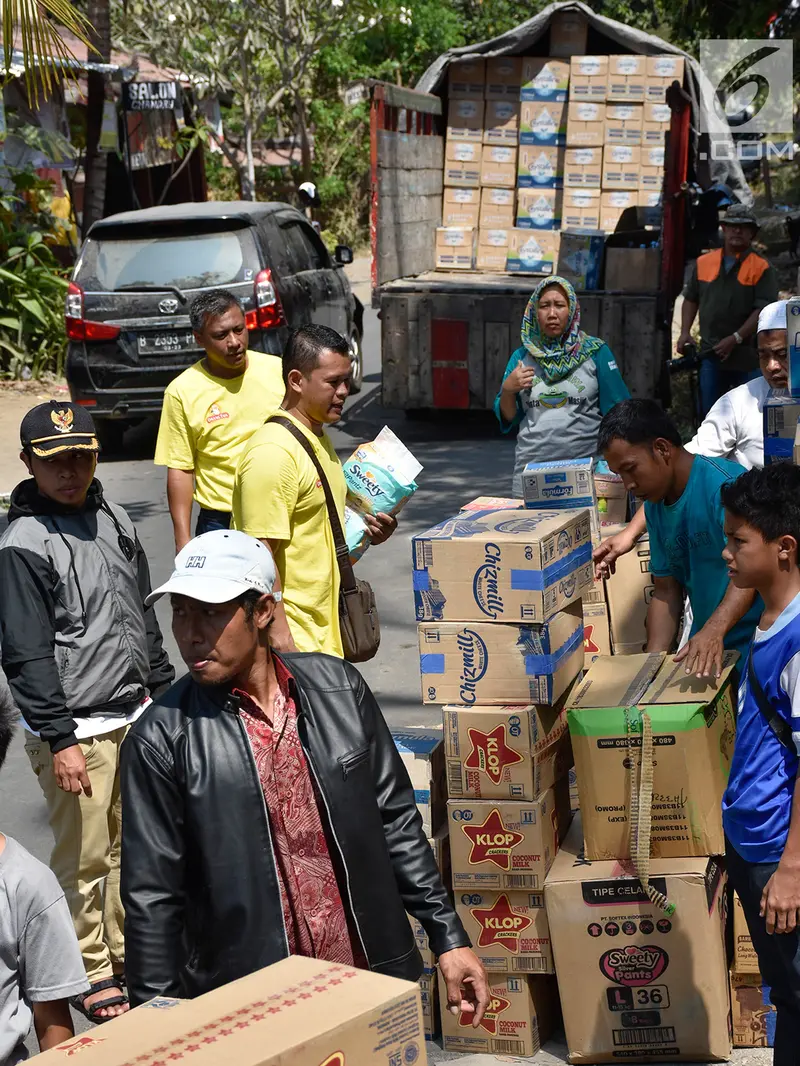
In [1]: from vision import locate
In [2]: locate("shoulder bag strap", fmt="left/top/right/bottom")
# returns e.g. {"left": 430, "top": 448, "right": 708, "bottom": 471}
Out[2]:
{"left": 747, "top": 646, "right": 795, "bottom": 752}
{"left": 267, "top": 415, "right": 357, "bottom": 593}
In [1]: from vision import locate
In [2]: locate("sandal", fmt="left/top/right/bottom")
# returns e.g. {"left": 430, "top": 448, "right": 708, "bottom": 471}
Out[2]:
{"left": 71, "top": 977, "right": 129, "bottom": 1024}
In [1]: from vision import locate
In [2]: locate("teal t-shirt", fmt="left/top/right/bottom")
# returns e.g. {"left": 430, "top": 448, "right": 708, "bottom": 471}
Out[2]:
{"left": 645, "top": 454, "right": 762, "bottom": 663}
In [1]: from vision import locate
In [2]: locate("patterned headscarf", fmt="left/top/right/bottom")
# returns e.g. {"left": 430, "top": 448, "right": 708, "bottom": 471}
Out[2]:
{"left": 520, "top": 275, "right": 603, "bottom": 385}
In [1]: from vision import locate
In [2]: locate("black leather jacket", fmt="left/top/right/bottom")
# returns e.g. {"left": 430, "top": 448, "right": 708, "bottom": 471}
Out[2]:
{"left": 120, "top": 651, "right": 469, "bottom": 1007}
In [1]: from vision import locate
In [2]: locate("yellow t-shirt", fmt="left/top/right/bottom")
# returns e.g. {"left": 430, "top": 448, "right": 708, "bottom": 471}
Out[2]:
{"left": 232, "top": 412, "right": 346, "bottom": 657}
{"left": 154, "top": 351, "right": 284, "bottom": 511}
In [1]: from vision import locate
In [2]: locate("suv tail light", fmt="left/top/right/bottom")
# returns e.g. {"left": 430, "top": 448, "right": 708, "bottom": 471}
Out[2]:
{"left": 65, "top": 281, "right": 121, "bottom": 342}
{"left": 244, "top": 268, "right": 285, "bottom": 330}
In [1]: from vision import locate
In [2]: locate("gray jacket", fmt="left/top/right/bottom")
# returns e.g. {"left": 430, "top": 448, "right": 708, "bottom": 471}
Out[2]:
{"left": 0, "top": 478, "right": 173, "bottom": 752}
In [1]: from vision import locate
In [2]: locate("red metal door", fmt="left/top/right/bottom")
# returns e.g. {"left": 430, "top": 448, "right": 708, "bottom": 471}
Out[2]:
{"left": 431, "top": 318, "right": 470, "bottom": 408}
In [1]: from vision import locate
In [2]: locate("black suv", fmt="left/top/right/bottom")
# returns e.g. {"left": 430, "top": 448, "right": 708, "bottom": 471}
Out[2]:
{"left": 66, "top": 201, "right": 363, "bottom": 449}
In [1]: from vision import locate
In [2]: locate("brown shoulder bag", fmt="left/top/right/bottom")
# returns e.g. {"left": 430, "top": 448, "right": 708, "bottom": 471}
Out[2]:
{"left": 268, "top": 416, "right": 380, "bottom": 663}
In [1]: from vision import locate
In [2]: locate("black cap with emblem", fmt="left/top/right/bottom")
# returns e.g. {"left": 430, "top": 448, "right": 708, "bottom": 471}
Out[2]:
{"left": 20, "top": 401, "right": 100, "bottom": 457}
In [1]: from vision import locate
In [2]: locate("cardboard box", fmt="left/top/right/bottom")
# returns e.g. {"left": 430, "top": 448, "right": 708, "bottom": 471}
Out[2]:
{"left": 443, "top": 187, "right": 480, "bottom": 227}
{"left": 606, "top": 54, "right": 647, "bottom": 102}
{"left": 583, "top": 601, "right": 611, "bottom": 669}
{"left": 640, "top": 188, "right": 661, "bottom": 208}
{"left": 601, "top": 143, "right": 641, "bottom": 188}
{"left": 603, "top": 526, "right": 652, "bottom": 648}
{"left": 443, "top": 701, "right": 570, "bottom": 801}
{"left": 645, "top": 54, "right": 685, "bottom": 102}
{"left": 516, "top": 187, "right": 562, "bottom": 230}
{"left": 549, "top": 8, "right": 588, "bottom": 56}
{"left": 483, "top": 99, "right": 520, "bottom": 145}
{"left": 38, "top": 957, "right": 425, "bottom": 1066}
{"left": 419, "top": 605, "right": 584, "bottom": 706}
{"left": 419, "top": 968, "right": 439, "bottom": 1040}
{"left": 643, "top": 101, "right": 671, "bottom": 143}
{"left": 604, "top": 103, "right": 644, "bottom": 145}
{"left": 391, "top": 728, "right": 446, "bottom": 835}
{"left": 564, "top": 146, "right": 603, "bottom": 188}
{"left": 733, "top": 891, "right": 761, "bottom": 974}
{"left": 476, "top": 227, "right": 511, "bottom": 272}
{"left": 456, "top": 888, "right": 554, "bottom": 974}
{"left": 448, "top": 58, "right": 486, "bottom": 99}
{"left": 448, "top": 788, "right": 559, "bottom": 891}
{"left": 561, "top": 189, "right": 601, "bottom": 230}
{"left": 568, "top": 765, "right": 579, "bottom": 812}
{"left": 479, "top": 187, "right": 515, "bottom": 229}
{"left": 485, "top": 56, "right": 522, "bottom": 100}
{"left": 545, "top": 816, "right": 731, "bottom": 1064}
{"left": 763, "top": 394, "right": 800, "bottom": 464}
{"left": 447, "top": 98, "right": 485, "bottom": 142}
{"left": 439, "top": 972, "right": 560, "bottom": 1056}
{"left": 507, "top": 229, "right": 561, "bottom": 275}
{"left": 522, "top": 456, "right": 595, "bottom": 512}
{"left": 412, "top": 506, "right": 592, "bottom": 623}
{"left": 444, "top": 139, "right": 482, "bottom": 187}
{"left": 435, "top": 226, "right": 475, "bottom": 270}
{"left": 567, "top": 650, "right": 737, "bottom": 859}
{"left": 643, "top": 143, "right": 666, "bottom": 168}
{"left": 599, "top": 189, "right": 638, "bottom": 231}
{"left": 520, "top": 99, "right": 567, "bottom": 146}
{"left": 409, "top": 913, "right": 435, "bottom": 969}
{"left": 731, "top": 972, "right": 776, "bottom": 1048}
{"left": 605, "top": 247, "right": 661, "bottom": 291}
{"left": 557, "top": 229, "right": 604, "bottom": 289}
{"left": 787, "top": 295, "right": 800, "bottom": 394}
{"left": 595, "top": 470, "right": 627, "bottom": 524}
{"left": 517, "top": 145, "right": 565, "bottom": 188}
{"left": 521, "top": 57, "right": 570, "bottom": 102}
{"left": 640, "top": 165, "right": 664, "bottom": 193}
{"left": 460, "top": 494, "right": 522, "bottom": 512}
{"left": 480, "top": 143, "right": 517, "bottom": 188}
{"left": 566, "top": 101, "right": 606, "bottom": 147}
{"left": 570, "top": 55, "right": 609, "bottom": 101}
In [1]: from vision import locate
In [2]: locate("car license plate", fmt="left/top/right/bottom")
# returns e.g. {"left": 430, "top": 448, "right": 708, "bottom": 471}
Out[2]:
{"left": 138, "top": 330, "right": 195, "bottom": 354}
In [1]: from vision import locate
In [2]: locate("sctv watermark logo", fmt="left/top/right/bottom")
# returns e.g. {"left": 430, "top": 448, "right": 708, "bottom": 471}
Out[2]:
{"left": 700, "top": 39, "right": 793, "bottom": 160}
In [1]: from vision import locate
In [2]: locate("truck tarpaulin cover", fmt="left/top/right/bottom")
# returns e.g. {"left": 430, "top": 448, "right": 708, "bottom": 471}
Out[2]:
{"left": 415, "top": 0, "right": 750, "bottom": 205}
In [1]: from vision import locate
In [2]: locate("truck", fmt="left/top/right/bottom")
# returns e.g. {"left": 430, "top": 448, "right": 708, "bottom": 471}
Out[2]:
{"left": 368, "top": 0, "right": 747, "bottom": 413}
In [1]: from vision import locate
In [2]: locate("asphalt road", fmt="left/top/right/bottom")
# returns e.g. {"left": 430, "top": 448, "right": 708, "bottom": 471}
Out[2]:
{"left": 2, "top": 306, "right": 769, "bottom": 1065}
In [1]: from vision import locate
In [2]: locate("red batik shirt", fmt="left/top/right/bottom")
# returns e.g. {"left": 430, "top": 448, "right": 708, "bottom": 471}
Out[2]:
{"left": 237, "top": 659, "right": 359, "bottom": 965}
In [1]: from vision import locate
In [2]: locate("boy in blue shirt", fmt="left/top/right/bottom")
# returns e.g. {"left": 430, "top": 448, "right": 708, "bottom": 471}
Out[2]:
{"left": 720, "top": 464, "right": 800, "bottom": 1064}
{"left": 597, "top": 398, "right": 760, "bottom": 677}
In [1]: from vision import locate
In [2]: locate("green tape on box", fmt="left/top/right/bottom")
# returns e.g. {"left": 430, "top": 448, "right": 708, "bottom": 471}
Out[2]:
{"left": 567, "top": 703, "right": 708, "bottom": 737}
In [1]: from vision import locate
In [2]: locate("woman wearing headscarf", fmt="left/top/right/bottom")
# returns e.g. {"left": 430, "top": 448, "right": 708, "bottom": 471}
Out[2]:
{"left": 494, "top": 275, "right": 630, "bottom": 496}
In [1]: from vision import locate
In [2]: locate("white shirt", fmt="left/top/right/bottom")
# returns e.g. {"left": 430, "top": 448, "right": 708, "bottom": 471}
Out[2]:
{"left": 684, "top": 376, "right": 771, "bottom": 470}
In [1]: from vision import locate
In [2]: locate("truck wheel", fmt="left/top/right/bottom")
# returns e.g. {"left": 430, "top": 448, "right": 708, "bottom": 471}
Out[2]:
{"left": 349, "top": 328, "right": 363, "bottom": 394}
{"left": 95, "top": 420, "right": 127, "bottom": 455}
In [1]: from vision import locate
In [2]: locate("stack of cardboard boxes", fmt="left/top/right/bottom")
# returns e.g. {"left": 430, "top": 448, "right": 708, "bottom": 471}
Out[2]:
{"left": 547, "top": 651, "right": 737, "bottom": 1061}
{"left": 412, "top": 499, "right": 597, "bottom": 1055}
{"left": 437, "top": 48, "right": 684, "bottom": 274}
{"left": 730, "top": 892, "right": 777, "bottom": 1048}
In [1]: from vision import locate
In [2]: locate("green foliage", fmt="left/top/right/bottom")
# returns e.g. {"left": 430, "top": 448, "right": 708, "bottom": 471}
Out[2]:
{"left": 0, "top": 173, "right": 69, "bottom": 380}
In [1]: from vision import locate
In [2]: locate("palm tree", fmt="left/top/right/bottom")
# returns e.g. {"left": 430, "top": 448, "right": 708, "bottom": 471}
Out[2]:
{"left": 2, "top": 0, "right": 93, "bottom": 100}
{"left": 82, "top": 0, "right": 111, "bottom": 236}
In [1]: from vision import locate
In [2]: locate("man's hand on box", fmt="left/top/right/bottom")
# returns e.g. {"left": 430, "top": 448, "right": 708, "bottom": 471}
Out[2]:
{"left": 438, "top": 947, "right": 490, "bottom": 1027}
{"left": 364, "top": 511, "right": 397, "bottom": 546}
{"left": 673, "top": 620, "right": 725, "bottom": 679}
{"left": 761, "top": 857, "right": 800, "bottom": 934}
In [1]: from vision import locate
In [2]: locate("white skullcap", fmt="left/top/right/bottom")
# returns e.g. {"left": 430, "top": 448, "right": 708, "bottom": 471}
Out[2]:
{"left": 758, "top": 300, "right": 788, "bottom": 334}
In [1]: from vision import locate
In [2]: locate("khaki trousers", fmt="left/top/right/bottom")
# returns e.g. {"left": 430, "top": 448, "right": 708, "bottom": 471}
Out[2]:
{"left": 25, "top": 726, "right": 127, "bottom": 984}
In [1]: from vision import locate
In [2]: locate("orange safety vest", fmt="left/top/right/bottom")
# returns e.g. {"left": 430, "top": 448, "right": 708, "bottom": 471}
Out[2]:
{"left": 696, "top": 247, "right": 771, "bottom": 288}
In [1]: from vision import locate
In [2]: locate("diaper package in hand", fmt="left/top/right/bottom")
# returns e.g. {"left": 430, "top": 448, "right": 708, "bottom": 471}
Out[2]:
{"left": 343, "top": 426, "right": 423, "bottom": 562}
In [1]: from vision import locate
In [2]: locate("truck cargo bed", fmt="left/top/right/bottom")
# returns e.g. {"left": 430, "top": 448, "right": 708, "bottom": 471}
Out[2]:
{"left": 382, "top": 270, "right": 660, "bottom": 296}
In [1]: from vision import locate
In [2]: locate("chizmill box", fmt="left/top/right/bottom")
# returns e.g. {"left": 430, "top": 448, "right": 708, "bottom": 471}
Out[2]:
{"left": 418, "top": 605, "right": 584, "bottom": 706}
{"left": 412, "top": 506, "right": 593, "bottom": 624}
{"left": 567, "top": 651, "right": 737, "bottom": 860}
{"left": 448, "top": 788, "right": 559, "bottom": 892}
{"left": 443, "top": 701, "right": 570, "bottom": 801}
{"left": 544, "top": 816, "right": 731, "bottom": 1064}
{"left": 730, "top": 972, "right": 776, "bottom": 1048}
{"left": 456, "top": 888, "right": 554, "bottom": 974}
{"left": 38, "top": 957, "right": 426, "bottom": 1066}
{"left": 733, "top": 890, "right": 760, "bottom": 973}
{"left": 439, "top": 972, "right": 560, "bottom": 1057}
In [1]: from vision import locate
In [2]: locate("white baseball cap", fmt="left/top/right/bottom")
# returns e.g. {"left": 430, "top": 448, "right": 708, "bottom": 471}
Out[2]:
{"left": 146, "top": 529, "right": 281, "bottom": 606}
{"left": 758, "top": 299, "right": 788, "bottom": 334}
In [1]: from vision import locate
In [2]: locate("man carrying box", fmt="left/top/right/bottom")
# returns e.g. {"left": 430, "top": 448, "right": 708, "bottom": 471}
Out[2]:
{"left": 597, "top": 399, "right": 760, "bottom": 676}
{"left": 720, "top": 464, "right": 800, "bottom": 1064}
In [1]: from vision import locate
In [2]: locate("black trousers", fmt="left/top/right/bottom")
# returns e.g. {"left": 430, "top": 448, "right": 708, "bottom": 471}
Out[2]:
{"left": 726, "top": 836, "right": 800, "bottom": 1064}
{"left": 195, "top": 508, "right": 231, "bottom": 536}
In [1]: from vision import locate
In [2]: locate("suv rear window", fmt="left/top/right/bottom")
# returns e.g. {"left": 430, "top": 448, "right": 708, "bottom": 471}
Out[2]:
{"left": 75, "top": 229, "right": 257, "bottom": 292}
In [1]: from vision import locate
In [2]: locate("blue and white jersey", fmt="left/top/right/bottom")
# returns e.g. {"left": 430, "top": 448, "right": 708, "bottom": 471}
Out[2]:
{"left": 723, "top": 592, "right": 800, "bottom": 864}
